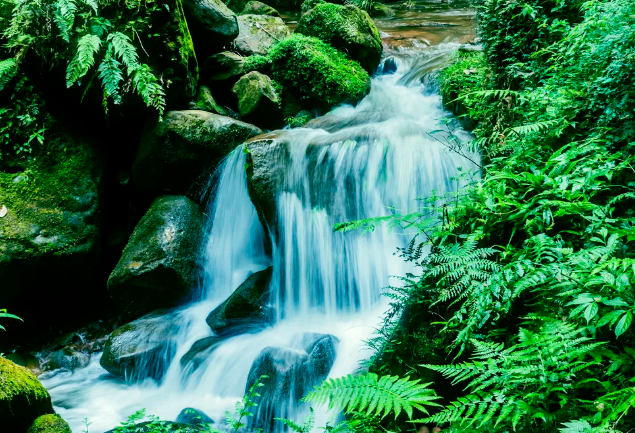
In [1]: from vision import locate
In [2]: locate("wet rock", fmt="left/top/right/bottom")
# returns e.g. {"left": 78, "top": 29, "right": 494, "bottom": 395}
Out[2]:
{"left": 241, "top": 0, "right": 279, "bottom": 16}
{"left": 203, "top": 51, "right": 246, "bottom": 83}
{"left": 245, "top": 333, "right": 339, "bottom": 430}
{"left": 182, "top": 0, "right": 239, "bottom": 59}
{"left": 0, "top": 357, "right": 54, "bottom": 431}
{"left": 132, "top": 110, "right": 262, "bottom": 197}
{"left": 104, "top": 421, "right": 201, "bottom": 433}
{"left": 206, "top": 267, "right": 274, "bottom": 336}
{"left": 180, "top": 336, "right": 225, "bottom": 372}
{"left": 176, "top": 407, "right": 215, "bottom": 426}
{"left": 107, "top": 196, "right": 204, "bottom": 320}
{"left": 233, "top": 71, "right": 282, "bottom": 129}
{"left": 459, "top": 43, "right": 484, "bottom": 53}
{"left": 100, "top": 314, "right": 179, "bottom": 382}
{"left": 269, "top": 35, "right": 370, "bottom": 107}
{"left": 379, "top": 57, "right": 398, "bottom": 75}
{"left": 191, "top": 85, "right": 229, "bottom": 116}
{"left": 27, "top": 414, "right": 72, "bottom": 433}
{"left": 233, "top": 14, "right": 290, "bottom": 57}
{"left": 295, "top": 3, "right": 382, "bottom": 73}
{"left": 369, "top": 3, "right": 393, "bottom": 17}
{"left": 43, "top": 348, "right": 90, "bottom": 372}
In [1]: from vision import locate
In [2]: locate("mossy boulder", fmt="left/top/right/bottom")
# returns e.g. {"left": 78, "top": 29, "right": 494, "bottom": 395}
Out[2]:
{"left": 241, "top": 1, "right": 279, "bottom": 16}
{"left": 107, "top": 195, "right": 204, "bottom": 320}
{"left": 182, "top": 0, "right": 239, "bottom": 59}
{"left": 176, "top": 407, "right": 215, "bottom": 426}
{"left": 268, "top": 34, "right": 370, "bottom": 107}
{"left": 132, "top": 110, "right": 262, "bottom": 197}
{"left": 295, "top": 3, "right": 382, "bottom": 73}
{"left": 0, "top": 132, "right": 102, "bottom": 336}
{"left": 190, "top": 85, "right": 229, "bottom": 116}
{"left": 0, "top": 357, "right": 54, "bottom": 431}
{"left": 27, "top": 414, "right": 72, "bottom": 433}
{"left": 206, "top": 267, "right": 274, "bottom": 336}
{"left": 233, "top": 15, "right": 290, "bottom": 57}
{"left": 233, "top": 71, "right": 283, "bottom": 129}
{"left": 100, "top": 314, "right": 179, "bottom": 382}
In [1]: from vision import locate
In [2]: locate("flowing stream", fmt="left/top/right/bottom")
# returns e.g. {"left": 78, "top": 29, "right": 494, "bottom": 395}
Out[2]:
{"left": 41, "top": 2, "right": 477, "bottom": 431}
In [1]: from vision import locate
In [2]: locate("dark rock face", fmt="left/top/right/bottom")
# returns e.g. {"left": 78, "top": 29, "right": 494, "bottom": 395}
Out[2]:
{"left": 180, "top": 336, "right": 225, "bottom": 372}
{"left": 27, "top": 414, "right": 72, "bottom": 433}
{"left": 0, "top": 133, "right": 103, "bottom": 337}
{"left": 233, "top": 15, "right": 290, "bottom": 56}
{"left": 0, "top": 357, "right": 54, "bottom": 432}
{"left": 241, "top": 1, "right": 280, "bottom": 16}
{"left": 206, "top": 267, "right": 274, "bottom": 336}
{"left": 233, "top": 72, "right": 283, "bottom": 129}
{"left": 294, "top": 3, "right": 382, "bottom": 73}
{"left": 107, "top": 195, "right": 204, "bottom": 320}
{"left": 133, "top": 110, "right": 262, "bottom": 197}
{"left": 182, "top": 0, "right": 239, "bottom": 59}
{"left": 175, "top": 407, "right": 215, "bottom": 426}
{"left": 245, "top": 333, "right": 339, "bottom": 431}
{"left": 100, "top": 314, "right": 180, "bottom": 382}
{"left": 203, "top": 51, "right": 246, "bottom": 83}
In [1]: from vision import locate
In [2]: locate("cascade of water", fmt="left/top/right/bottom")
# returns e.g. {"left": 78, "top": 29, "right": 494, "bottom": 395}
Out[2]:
{"left": 41, "top": 37, "right": 477, "bottom": 433}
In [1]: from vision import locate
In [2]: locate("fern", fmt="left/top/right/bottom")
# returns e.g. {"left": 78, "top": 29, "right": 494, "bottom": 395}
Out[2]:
{"left": 54, "top": 0, "right": 78, "bottom": 42}
{"left": 108, "top": 32, "right": 139, "bottom": 74}
{"left": 276, "top": 408, "right": 315, "bottom": 433}
{"left": 98, "top": 52, "right": 123, "bottom": 104}
{"left": 66, "top": 34, "right": 101, "bottom": 87}
{"left": 303, "top": 373, "right": 440, "bottom": 419}
{"left": 131, "top": 64, "right": 165, "bottom": 115}
{"left": 0, "top": 59, "right": 17, "bottom": 91}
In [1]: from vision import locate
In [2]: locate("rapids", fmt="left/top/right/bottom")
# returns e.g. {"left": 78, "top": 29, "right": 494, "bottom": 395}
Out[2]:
{"left": 41, "top": 2, "right": 478, "bottom": 431}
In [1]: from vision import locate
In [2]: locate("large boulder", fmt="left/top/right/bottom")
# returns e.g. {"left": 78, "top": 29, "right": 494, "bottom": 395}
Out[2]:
{"left": 206, "top": 267, "right": 274, "bottom": 336}
{"left": 100, "top": 314, "right": 179, "bottom": 382}
{"left": 232, "top": 72, "right": 282, "bottom": 129}
{"left": 132, "top": 111, "right": 262, "bottom": 197}
{"left": 241, "top": 1, "right": 280, "bottom": 16}
{"left": 268, "top": 35, "right": 370, "bottom": 108}
{"left": 245, "top": 333, "right": 338, "bottom": 430}
{"left": 182, "top": 0, "right": 239, "bottom": 59}
{"left": 0, "top": 132, "right": 102, "bottom": 339}
{"left": 233, "top": 15, "right": 290, "bottom": 57}
{"left": 180, "top": 336, "right": 225, "bottom": 372}
{"left": 27, "top": 414, "right": 72, "bottom": 433}
{"left": 0, "top": 357, "right": 54, "bottom": 431}
{"left": 295, "top": 3, "right": 382, "bottom": 73}
{"left": 107, "top": 195, "right": 204, "bottom": 320}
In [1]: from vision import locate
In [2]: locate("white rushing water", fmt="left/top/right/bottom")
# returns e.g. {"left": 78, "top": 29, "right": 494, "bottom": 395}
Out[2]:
{"left": 41, "top": 40, "right": 476, "bottom": 432}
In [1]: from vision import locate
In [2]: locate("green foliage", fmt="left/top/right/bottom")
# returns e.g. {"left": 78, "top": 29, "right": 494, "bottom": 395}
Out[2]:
{"left": 303, "top": 373, "right": 440, "bottom": 419}
{"left": 243, "top": 55, "right": 272, "bottom": 75}
{"left": 268, "top": 34, "right": 370, "bottom": 107}
{"left": 0, "top": 309, "right": 22, "bottom": 331}
{"left": 226, "top": 374, "right": 268, "bottom": 433}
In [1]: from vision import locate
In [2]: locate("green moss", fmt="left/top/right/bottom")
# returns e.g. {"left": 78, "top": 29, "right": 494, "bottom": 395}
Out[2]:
{"left": 27, "top": 414, "right": 72, "bottom": 433}
{"left": 243, "top": 55, "right": 273, "bottom": 74}
{"left": 286, "top": 110, "right": 313, "bottom": 128}
{"left": 268, "top": 34, "right": 370, "bottom": 106}
{"left": 0, "top": 357, "right": 50, "bottom": 402}
{"left": 301, "top": 0, "right": 323, "bottom": 14}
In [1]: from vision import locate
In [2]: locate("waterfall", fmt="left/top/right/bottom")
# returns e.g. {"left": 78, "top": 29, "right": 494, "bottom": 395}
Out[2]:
{"left": 40, "top": 39, "right": 477, "bottom": 433}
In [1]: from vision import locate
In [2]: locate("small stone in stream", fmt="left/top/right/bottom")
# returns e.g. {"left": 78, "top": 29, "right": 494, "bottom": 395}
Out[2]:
{"left": 43, "top": 347, "right": 90, "bottom": 372}
{"left": 459, "top": 44, "right": 484, "bottom": 53}
{"left": 176, "top": 407, "right": 215, "bottom": 426}
{"left": 415, "top": 21, "right": 458, "bottom": 27}
{"left": 379, "top": 57, "right": 397, "bottom": 75}
{"left": 0, "top": 205, "right": 7, "bottom": 217}
{"left": 180, "top": 336, "right": 226, "bottom": 372}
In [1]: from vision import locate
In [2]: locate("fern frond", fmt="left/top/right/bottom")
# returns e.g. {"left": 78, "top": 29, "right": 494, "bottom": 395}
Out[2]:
{"left": 108, "top": 32, "right": 139, "bottom": 74}
{"left": 54, "top": 0, "right": 78, "bottom": 42}
{"left": 506, "top": 120, "right": 562, "bottom": 137}
{"left": 131, "top": 64, "right": 165, "bottom": 115}
{"left": 98, "top": 52, "right": 123, "bottom": 104}
{"left": 275, "top": 408, "right": 315, "bottom": 433}
{"left": 66, "top": 34, "right": 101, "bottom": 87}
{"left": 303, "top": 373, "right": 440, "bottom": 420}
{"left": 0, "top": 58, "right": 17, "bottom": 91}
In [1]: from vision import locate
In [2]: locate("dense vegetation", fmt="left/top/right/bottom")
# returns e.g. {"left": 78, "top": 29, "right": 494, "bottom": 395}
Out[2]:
{"left": 338, "top": 0, "right": 635, "bottom": 432}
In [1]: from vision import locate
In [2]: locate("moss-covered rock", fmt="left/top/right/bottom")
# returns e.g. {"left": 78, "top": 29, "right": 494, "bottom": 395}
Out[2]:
{"left": 243, "top": 55, "right": 273, "bottom": 75}
{"left": 233, "top": 15, "right": 290, "bottom": 56}
{"left": 369, "top": 2, "right": 393, "bottom": 18}
{"left": 0, "top": 357, "right": 54, "bottom": 431}
{"left": 268, "top": 34, "right": 370, "bottom": 107}
{"left": 176, "top": 407, "right": 214, "bottom": 426}
{"left": 241, "top": 0, "right": 280, "bottom": 16}
{"left": 301, "top": 0, "right": 323, "bottom": 14}
{"left": 206, "top": 267, "right": 274, "bottom": 336}
{"left": 294, "top": 3, "right": 382, "bottom": 73}
{"left": 182, "top": 0, "right": 239, "bottom": 59}
{"left": 0, "top": 132, "right": 102, "bottom": 335}
{"left": 233, "top": 71, "right": 283, "bottom": 129}
{"left": 191, "top": 85, "right": 228, "bottom": 116}
{"left": 27, "top": 414, "right": 72, "bottom": 433}
{"left": 100, "top": 314, "right": 179, "bottom": 382}
{"left": 107, "top": 195, "right": 204, "bottom": 320}
{"left": 132, "top": 110, "right": 262, "bottom": 197}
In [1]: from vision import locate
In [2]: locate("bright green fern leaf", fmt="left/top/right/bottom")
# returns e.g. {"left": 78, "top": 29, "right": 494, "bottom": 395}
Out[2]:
{"left": 66, "top": 34, "right": 101, "bottom": 87}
